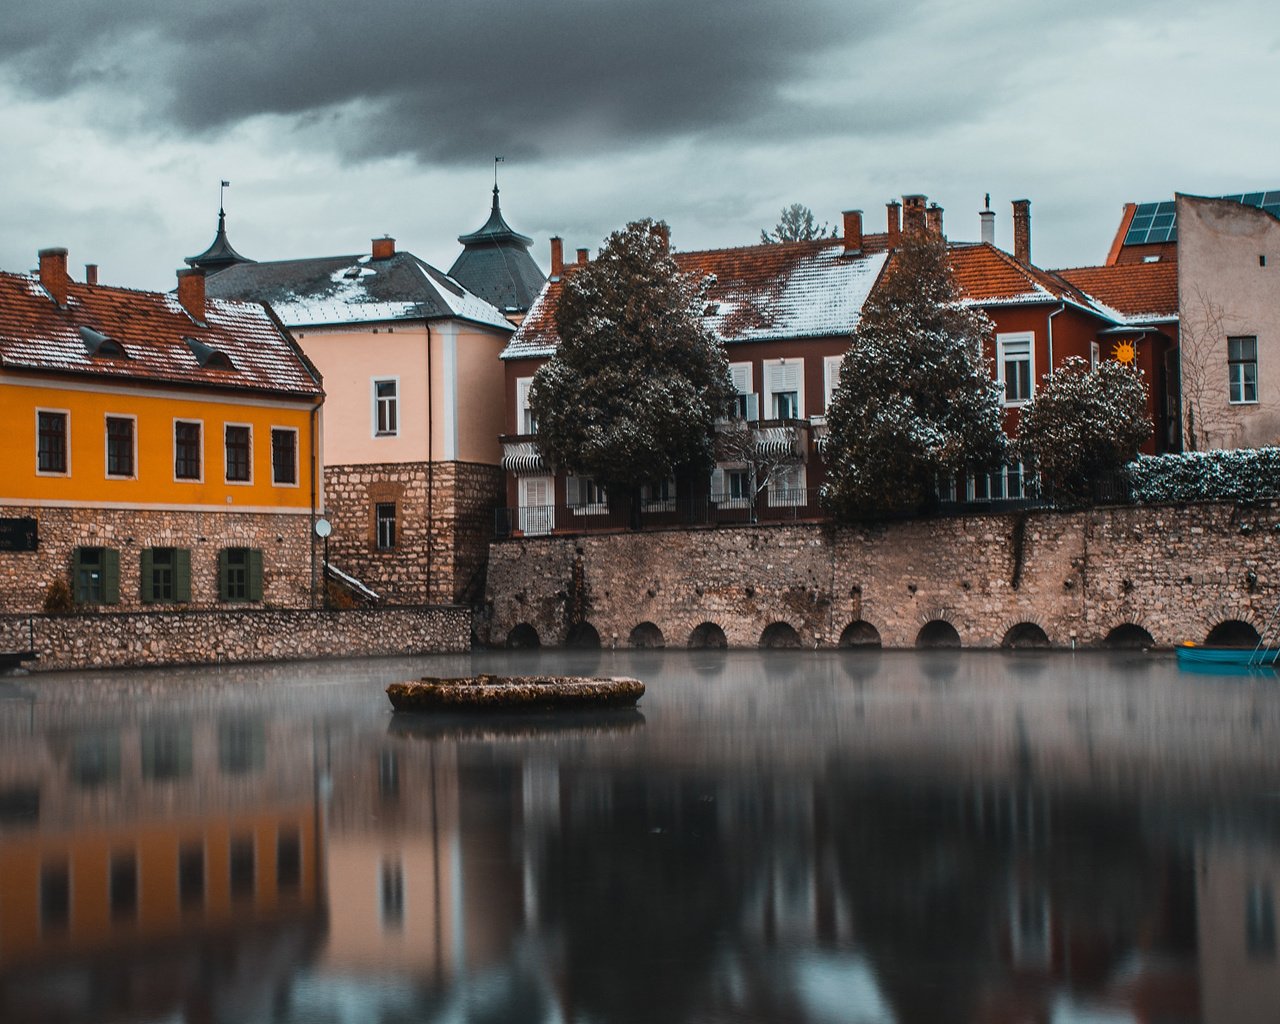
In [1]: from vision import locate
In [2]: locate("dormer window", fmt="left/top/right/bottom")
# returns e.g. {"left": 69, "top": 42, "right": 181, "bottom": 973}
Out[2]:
{"left": 79, "top": 326, "right": 126, "bottom": 358}
{"left": 184, "top": 337, "right": 235, "bottom": 370}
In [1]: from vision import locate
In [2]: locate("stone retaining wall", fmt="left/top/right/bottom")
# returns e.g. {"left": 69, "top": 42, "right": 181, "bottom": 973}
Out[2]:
{"left": 0, "top": 605, "right": 469, "bottom": 672}
{"left": 482, "top": 501, "right": 1280, "bottom": 649}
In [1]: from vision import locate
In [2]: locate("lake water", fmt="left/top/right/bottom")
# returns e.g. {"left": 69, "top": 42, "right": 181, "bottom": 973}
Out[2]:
{"left": 2, "top": 649, "right": 1279, "bottom": 1024}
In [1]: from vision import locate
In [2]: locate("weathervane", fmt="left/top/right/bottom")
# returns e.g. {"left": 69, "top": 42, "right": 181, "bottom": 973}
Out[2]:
{"left": 494, "top": 156, "right": 504, "bottom": 191}
{"left": 219, "top": 179, "right": 231, "bottom": 214}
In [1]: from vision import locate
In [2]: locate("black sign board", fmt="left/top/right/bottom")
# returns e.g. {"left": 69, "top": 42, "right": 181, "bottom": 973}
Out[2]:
{"left": 0, "top": 518, "right": 38, "bottom": 552}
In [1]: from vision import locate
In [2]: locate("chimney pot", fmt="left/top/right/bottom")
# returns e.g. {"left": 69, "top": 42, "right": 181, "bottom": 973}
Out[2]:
{"left": 576, "top": 248, "right": 589, "bottom": 266}
{"left": 38, "top": 247, "right": 70, "bottom": 306}
{"left": 176, "top": 267, "right": 206, "bottom": 321}
{"left": 85, "top": 263, "right": 99, "bottom": 286}
{"left": 979, "top": 207, "right": 996, "bottom": 246}
{"left": 842, "top": 210, "right": 863, "bottom": 253}
{"left": 902, "top": 194, "right": 928, "bottom": 235}
{"left": 925, "top": 203, "right": 944, "bottom": 237}
{"left": 1012, "top": 199, "right": 1031, "bottom": 264}
{"left": 550, "top": 237, "right": 564, "bottom": 278}
{"left": 371, "top": 236, "right": 395, "bottom": 260}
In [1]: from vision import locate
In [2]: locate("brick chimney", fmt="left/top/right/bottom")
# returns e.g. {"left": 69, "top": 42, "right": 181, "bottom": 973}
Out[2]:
{"left": 886, "top": 201, "right": 901, "bottom": 248}
{"left": 842, "top": 210, "right": 863, "bottom": 253}
{"left": 1012, "top": 199, "right": 1031, "bottom": 264}
{"left": 654, "top": 222, "right": 671, "bottom": 250}
{"left": 85, "top": 264, "right": 98, "bottom": 286}
{"left": 38, "top": 247, "right": 70, "bottom": 306}
{"left": 176, "top": 268, "right": 206, "bottom": 321}
{"left": 576, "top": 247, "right": 589, "bottom": 266}
{"left": 902, "top": 194, "right": 928, "bottom": 235}
{"left": 550, "top": 237, "right": 564, "bottom": 278}
{"left": 371, "top": 236, "right": 395, "bottom": 260}
{"left": 926, "top": 203, "right": 944, "bottom": 237}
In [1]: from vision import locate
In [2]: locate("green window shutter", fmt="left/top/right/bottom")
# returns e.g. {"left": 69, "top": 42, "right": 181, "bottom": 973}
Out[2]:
{"left": 174, "top": 549, "right": 192, "bottom": 603}
{"left": 102, "top": 548, "right": 120, "bottom": 605}
{"left": 140, "top": 549, "right": 155, "bottom": 603}
{"left": 72, "top": 547, "right": 86, "bottom": 604}
{"left": 247, "top": 549, "right": 264, "bottom": 602}
{"left": 218, "top": 549, "right": 230, "bottom": 602}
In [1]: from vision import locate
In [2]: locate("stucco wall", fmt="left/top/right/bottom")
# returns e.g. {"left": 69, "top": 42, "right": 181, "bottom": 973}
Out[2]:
{"left": 482, "top": 501, "right": 1278, "bottom": 649}
{"left": 0, "top": 605, "right": 469, "bottom": 671}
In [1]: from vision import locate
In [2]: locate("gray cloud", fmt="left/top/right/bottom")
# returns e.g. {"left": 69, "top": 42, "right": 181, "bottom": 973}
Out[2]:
{"left": 1, "top": 0, "right": 886, "bottom": 163}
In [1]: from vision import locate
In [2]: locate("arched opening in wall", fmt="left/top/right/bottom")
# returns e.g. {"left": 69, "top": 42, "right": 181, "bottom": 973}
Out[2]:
{"left": 916, "top": 620, "right": 961, "bottom": 649}
{"left": 1104, "top": 623, "right": 1155, "bottom": 649}
{"left": 839, "top": 620, "right": 882, "bottom": 648}
{"left": 565, "top": 622, "right": 602, "bottom": 649}
{"left": 760, "top": 622, "right": 802, "bottom": 649}
{"left": 1205, "top": 619, "right": 1260, "bottom": 648}
{"left": 628, "top": 622, "right": 665, "bottom": 649}
{"left": 688, "top": 622, "right": 728, "bottom": 649}
{"left": 506, "top": 623, "right": 540, "bottom": 649}
{"left": 1002, "top": 622, "right": 1051, "bottom": 649}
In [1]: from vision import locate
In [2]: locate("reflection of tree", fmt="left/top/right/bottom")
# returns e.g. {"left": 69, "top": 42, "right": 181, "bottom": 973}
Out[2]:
{"left": 539, "top": 772, "right": 752, "bottom": 1024}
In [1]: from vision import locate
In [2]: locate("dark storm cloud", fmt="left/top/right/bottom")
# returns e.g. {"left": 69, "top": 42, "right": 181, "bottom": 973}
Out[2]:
{"left": 0, "top": 0, "right": 891, "bottom": 162}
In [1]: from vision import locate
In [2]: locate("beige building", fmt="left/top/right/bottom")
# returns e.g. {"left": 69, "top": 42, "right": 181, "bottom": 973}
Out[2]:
{"left": 1176, "top": 193, "right": 1280, "bottom": 451}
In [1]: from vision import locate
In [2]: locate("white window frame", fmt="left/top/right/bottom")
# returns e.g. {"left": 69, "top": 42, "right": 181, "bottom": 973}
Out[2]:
{"left": 35, "top": 407, "right": 72, "bottom": 478}
{"left": 516, "top": 376, "right": 537, "bottom": 434}
{"left": 566, "top": 474, "right": 608, "bottom": 515}
{"left": 372, "top": 377, "right": 400, "bottom": 437}
{"left": 767, "top": 463, "right": 807, "bottom": 507}
{"left": 518, "top": 474, "right": 554, "bottom": 535}
{"left": 728, "top": 362, "right": 755, "bottom": 420}
{"left": 996, "top": 332, "right": 1035, "bottom": 406}
{"left": 173, "top": 418, "right": 204, "bottom": 484}
{"left": 1228, "top": 335, "right": 1259, "bottom": 405}
{"left": 763, "top": 358, "right": 805, "bottom": 421}
{"left": 103, "top": 413, "right": 137, "bottom": 480}
{"left": 641, "top": 477, "right": 676, "bottom": 512}
{"left": 967, "top": 461, "right": 1026, "bottom": 502}
{"left": 223, "top": 422, "right": 254, "bottom": 486}
{"left": 1089, "top": 341, "right": 1101, "bottom": 371}
{"left": 270, "top": 427, "right": 300, "bottom": 488}
{"left": 712, "top": 464, "right": 753, "bottom": 509}
{"left": 823, "top": 355, "right": 844, "bottom": 414}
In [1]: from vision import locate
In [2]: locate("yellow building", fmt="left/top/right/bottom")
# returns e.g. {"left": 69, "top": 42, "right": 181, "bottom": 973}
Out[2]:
{"left": 0, "top": 248, "right": 324, "bottom": 613}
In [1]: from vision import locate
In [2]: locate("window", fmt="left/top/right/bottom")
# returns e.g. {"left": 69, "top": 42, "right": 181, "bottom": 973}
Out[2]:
{"left": 142, "top": 547, "right": 191, "bottom": 603}
{"left": 728, "top": 363, "right": 756, "bottom": 420}
{"left": 374, "top": 379, "right": 399, "bottom": 436}
{"left": 516, "top": 377, "right": 538, "bottom": 433}
{"left": 823, "top": 355, "right": 844, "bottom": 413}
{"left": 764, "top": 360, "right": 804, "bottom": 420}
{"left": 518, "top": 475, "right": 554, "bottom": 535}
{"left": 768, "top": 464, "right": 806, "bottom": 507}
{"left": 375, "top": 502, "right": 397, "bottom": 549}
{"left": 105, "top": 416, "right": 135, "bottom": 478}
{"left": 997, "top": 334, "right": 1034, "bottom": 405}
{"left": 224, "top": 424, "right": 251, "bottom": 482}
{"left": 37, "top": 410, "right": 68, "bottom": 474}
{"left": 1089, "top": 341, "right": 1101, "bottom": 371}
{"left": 712, "top": 466, "right": 752, "bottom": 508}
{"left": 73, "top": 546, "right": 120, "bottom": 605}
{"left": 219, "top": 547, "right": 263, "bottom": 602}
{"left": 969, "top": 462, "right": 1027, "bottom": 501}
{"left": 1229, "top": 335, "right": 1259, "bottom": 403}
{"left": 271, "top": 428, "right": 297, "bottom": 485}
{"left": 641, "top": 478, "right": 675, "bottom": 511}
{"left": 567, "top": 475, "right": 607, "bottom": 514}
{"left": 174, "top": 420, "right": 202, "bottom": 480}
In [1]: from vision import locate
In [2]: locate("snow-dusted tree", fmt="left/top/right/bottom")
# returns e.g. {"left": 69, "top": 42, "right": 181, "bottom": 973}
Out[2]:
{"left": 529, "top": 219, "right": 735, "bottom": 516}
{"left": 760, "top": 203, "right": 835, "bottom": 243}
{"left": 1015, "top": 355, "right": 1151, "bottom": 505}
{"left": 821, "top": 231, "right": 1006, "bottom": 519}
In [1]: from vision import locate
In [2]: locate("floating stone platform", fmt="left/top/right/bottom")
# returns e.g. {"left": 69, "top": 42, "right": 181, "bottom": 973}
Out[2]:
{"left": 387, "top": 674, "right": 645, "bottom": 712}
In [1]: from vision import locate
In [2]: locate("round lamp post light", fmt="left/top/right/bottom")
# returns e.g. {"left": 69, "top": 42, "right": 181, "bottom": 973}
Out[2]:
{"left": 315, "top": 517, "right": 332, "bottom": 608}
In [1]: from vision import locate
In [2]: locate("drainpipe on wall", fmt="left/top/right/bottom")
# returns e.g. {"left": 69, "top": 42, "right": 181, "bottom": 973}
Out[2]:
{"left": 425, "top": 322, "right": 434, "bottom": 604}
{"left": 1046, "top": 302, "right": 1066, "bottom": 379}
{"left": 309, "top": 398, "right": 321, "bottom": 608}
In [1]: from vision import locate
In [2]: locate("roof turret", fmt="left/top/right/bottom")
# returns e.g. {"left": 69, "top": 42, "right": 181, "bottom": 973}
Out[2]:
{"left": 448, "top": 186, "right": 546, "bottom": 315}
{"left": 185, "top": 208, "right": 255, "bottom": 274}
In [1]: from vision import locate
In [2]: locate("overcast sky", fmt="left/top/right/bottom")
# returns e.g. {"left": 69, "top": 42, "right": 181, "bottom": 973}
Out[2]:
{"left": 1, "top": 0, "right": 1276, "bottom": 293}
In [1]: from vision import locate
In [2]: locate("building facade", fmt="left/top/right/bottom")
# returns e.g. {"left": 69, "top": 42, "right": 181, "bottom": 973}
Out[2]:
{"left": 0, "top": 249, "right": 324, "bottom": 615}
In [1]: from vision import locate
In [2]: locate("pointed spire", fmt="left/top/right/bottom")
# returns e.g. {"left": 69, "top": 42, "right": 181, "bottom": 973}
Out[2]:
{"left": 185, "top": 190, "right": 254, "bottom": 273}
{"left": 449, "top": 177, "right": 545, "bottom": 314}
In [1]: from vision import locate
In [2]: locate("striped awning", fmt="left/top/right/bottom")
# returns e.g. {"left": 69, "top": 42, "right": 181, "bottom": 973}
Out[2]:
{"left": 501, "top": 441, "right": 548, "bottom": 474}
{"left": 754, "top": 426, "right": 798, "bottom": 459}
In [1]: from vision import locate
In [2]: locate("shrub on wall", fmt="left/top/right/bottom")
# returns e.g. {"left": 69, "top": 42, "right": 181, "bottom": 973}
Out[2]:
{"left": 1124, "top": 447, "right": 1280, "bottom": 503}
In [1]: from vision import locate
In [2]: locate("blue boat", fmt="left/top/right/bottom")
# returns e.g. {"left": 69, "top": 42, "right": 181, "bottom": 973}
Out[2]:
{"left": 1175, "top": 643, "right": 1279, "bottom": 669}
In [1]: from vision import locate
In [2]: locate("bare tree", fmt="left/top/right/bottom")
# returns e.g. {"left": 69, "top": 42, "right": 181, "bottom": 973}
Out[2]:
{"left": 1178, "top": 286, "right": 1240, "bottom": 451}
{"left": 714, "top": 418, "right": 802, "bottom": 517}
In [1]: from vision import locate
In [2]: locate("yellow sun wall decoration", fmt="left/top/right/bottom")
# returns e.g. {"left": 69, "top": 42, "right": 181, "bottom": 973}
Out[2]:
{"left": 1112, "top": 340, "right": 1138, "bottom": 365}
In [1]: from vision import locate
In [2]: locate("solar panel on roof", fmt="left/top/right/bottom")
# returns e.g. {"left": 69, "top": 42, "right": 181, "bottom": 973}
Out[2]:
{"left": 1124, "top": 192, "right": 1280, "bottom": 245}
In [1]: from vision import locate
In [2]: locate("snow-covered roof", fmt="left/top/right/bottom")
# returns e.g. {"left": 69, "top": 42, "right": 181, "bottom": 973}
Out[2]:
{"left": 207, "top": 249, "right": 513, "bottom": 332}
{"left": 1055, "top": 261, "right": 1179, "bottom": 326}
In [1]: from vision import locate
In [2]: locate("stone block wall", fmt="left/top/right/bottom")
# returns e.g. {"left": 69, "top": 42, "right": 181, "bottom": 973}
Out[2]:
{"left": 0, "top": 605, "right": 469, "bottom": 671}
{"left": 0, "top": 505, "right": 317, "bottom": 615}
{"left": 482, "top": 501, "right": 1280, "bottom": 649}
{"left": 323, "top": 460, "right": 503, "bottom": 605}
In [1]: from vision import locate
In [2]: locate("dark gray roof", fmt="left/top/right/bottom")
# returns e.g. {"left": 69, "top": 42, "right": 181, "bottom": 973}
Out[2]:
{"left": 206, "top": 249, "right": 512, "bottom": 331}
{"left": 186, "top": 210, "right": 255, "bottom": 272}
{"left": 448, "top": 187, "right": 546, "bottom": 313}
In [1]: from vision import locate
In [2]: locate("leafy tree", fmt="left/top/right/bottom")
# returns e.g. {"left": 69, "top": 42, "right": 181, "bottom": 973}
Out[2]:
{"left": 760, "top": 202, "right": 835, "bottom": 243}
{"left": 822, "top": 231, "right": 1005, "bottom": 519}
{"left": 1016, "top": 355, "right": 1151, "bottom": 504}
{"left": 529, "top": 219, "right": 735, "bottom": 514}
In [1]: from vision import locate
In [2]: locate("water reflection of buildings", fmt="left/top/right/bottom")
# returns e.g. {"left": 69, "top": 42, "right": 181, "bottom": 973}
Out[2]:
{"left": 0, "top": 710, "right": 325, "bottom": 1024}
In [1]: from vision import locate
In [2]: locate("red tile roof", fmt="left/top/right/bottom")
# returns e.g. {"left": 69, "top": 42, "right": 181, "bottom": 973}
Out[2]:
{"left": 948, "top": 243, "right": 1098, "bottom": 308}
{"left": 1054, "top": 262, "right": 1178, "bottom": 322}
{"left": 0, "top": 271, "right": 322, "bottom": 397}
